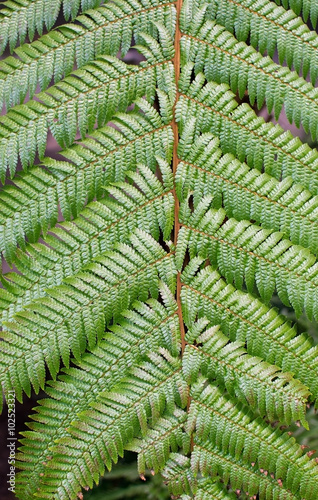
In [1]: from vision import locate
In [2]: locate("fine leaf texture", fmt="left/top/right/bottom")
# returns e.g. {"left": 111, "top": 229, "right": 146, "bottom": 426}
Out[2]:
{"left": 0, "top": 159, "right": 174, "bottom": 321}
{"left": 202, "top": 0, "right": 318, "bottom": 84}
{"left": 0, "top": 36, "right": 174, "bottom": 179}
{"left": 183, "top": 323, "right": 310, "bottom": 427}
{"left": 175, "top": 123, "right": 318, "bottom": 254}
{"left": 0, "top": 0, "right": 176, "bottom": 109}
{"left": 0, "top": 230, "right": 176, "bottom": 401}
{"left": 0, "top": 0, "right": 103, "bottom": 54}
{"left": 1, "top": 0, "right": 318, "bottom": 498}
{"left": 275, "top": 0, "right": 318, "bottom": 28}
{"left": 15, "top": 286, "right": 181, "bottom": 499}
{"left": 181, "top": 260, "right": 318, "bottom": 406}
{"left": 181, "top": 3, "right": 318, "bottom": 139}
{"left": 177, "top": 196, "right": 318, "bottom": 319}
{"left": 177, "top": 65, "right": 318, "bottom": 194}
{"left": 0, "top": 103, "right": 173, "bottom": 263}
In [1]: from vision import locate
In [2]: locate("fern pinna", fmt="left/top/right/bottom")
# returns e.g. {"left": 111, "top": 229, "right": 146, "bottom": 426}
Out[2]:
{"left": 1, "top": 0, "right": 318, "bottom": 498}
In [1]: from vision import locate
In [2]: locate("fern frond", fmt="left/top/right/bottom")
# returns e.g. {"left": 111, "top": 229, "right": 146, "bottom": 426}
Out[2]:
{"left": 1, "top": 0, "right": 318, "bottom": 497}
{"left": 191, "top": 442, "right": 296, "bottom": 499}
{"left": 126, "top": 376, "right": 318, "bottom": 499}
{"left": 35, "top": 351, "right": 186, "bottom": 499}
{"left": 161, "top": 454, "right": 195, "bottom": 497}
{"left": 175, "top": 128, "right": 318, "bottom": 255}
{"left": 0, "top": 0, "right": 102, "bottom": 54}
{"left": 181, "top": 262, "right": 318, "bottom": 405}
{"left": 275, "top": 0, "right": 318, "bottom": 28}
{"left": 177, "top": 196, "right": 318, "bottom": 318}
{"left": 181, "top": 8, "right": 318, "bottom": 139}
{"left": 0, "top": 231, "right": 176, "bottom": 401}
{"left": 0, "top": 104, "right": 173, "bottom": 263}
{"left": 0, "top": 0, "right": 176, "bottom": 109}
{"left": 188, "top": 381, "right": 318, "bottom": 499}
{"left": 183, "top": 323, "right": 309, "bottom": 426}
{"left": 0, "top": 159, "right": 174, "bottom": 321}
{"left": 177, "top": 67, "right": 318, "bottom": 194}
{"left": 16, "top": 288, "right": 180, "bottom": 499}
{"left": 202, "top": 0, "right": 318, "bottom": 84}
{"left": 126, "top": 409, "right": 189, "bottom": 475}
{"left": 162, "top": 454, "right": 235, "bottom": 498}
{"left": 0, "top": 41, "right": 174, "bottom": 179}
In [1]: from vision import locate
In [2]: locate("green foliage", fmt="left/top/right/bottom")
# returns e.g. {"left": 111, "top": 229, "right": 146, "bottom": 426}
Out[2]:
{"left": 176, "top": 67, "right": 318, "bottom": 193}
{"left": 0, "top": 49, "right": 174, "bottom": 178}
{"left": 0, "top": 0, "right": 103, "bottom": 53}
{"left": 0, "top": 0, "right": 318, "bottom": 498}
{"left": 177, "top": 196, "right": 318, "bottom": 317}
{"left": 275, "top": 0, "right": 318, "bottom": 27}
{"left": 183, "top": 323, "right": 310, "bottom": 426}
{"left": 175, "top": 121, "right": 318, "bottom": 252}
{"left": 181, "top": 3, "right": 318, "bottom": 138}
{"left": 0, "top": 105, "right": 173, "bottom": 262}
{"left": 203, "top": 0, "right": 318, "bottom": 83}
{"left": 0, "top": 0, "right": 175, "bottom": 109}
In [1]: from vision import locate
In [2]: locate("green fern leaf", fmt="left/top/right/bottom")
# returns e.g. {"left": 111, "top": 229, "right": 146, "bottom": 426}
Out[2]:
{"left": 126, "top": 409, "right": 190, "bottom": 475}
{"left": 183, "top": 323, "right": 310, "bottom": 426}
{"left": 175, "top": 127, "right": 318, "bottom": 254}
{"left": 203, "top": 0, "right": 318, "bottom": 84}
{"left": 35, "top": 351, "right": 186, "bottom": 499}
{"left": 162, "top": 454, "right": 236, "bottom": 498}
{"left": 0, "top": 105, "right": 173, "bottom": 262}
{"left": 275, "top": 0, "right": 318, "bottom": 28}
{"left": 0, "top": 36, "right": 174, "bottom": 179}
{"left": 177, "top": 67, "right": 318, "bottom": 194}
{"left": 0, "top": 159, "right": 174, "bottom": 320}
{"left": 181, "top": 262, "right": 318, "bottom": 405}
{"left": 15, "top": 288, "right": 180, "bottom": 499}
{"left": 181, "top": 4, "right": 318, "bottom": 138}
{"left": 0, "top": 231, "right": 176, "bottom": 400}
{"left": 0, "top": 0, "right": 318, "bottom": 498}
{"left": 188, "top": 380, "right": 318, "bottom": 499}
{"left": 0, "top": 0, "right": 176, "bottom": 109}
{"left": 0, "top": 0, "right": 102, "bottom": 54}
{"left": 191, "top": 442, "right": 295, "bottom": 499}
{"left": 177, "top": 196, "right": 318, "bottom": 318}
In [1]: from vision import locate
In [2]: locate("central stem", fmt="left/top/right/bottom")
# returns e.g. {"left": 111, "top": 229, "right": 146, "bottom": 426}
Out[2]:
{"left": 172, "top": 0, "right": 185, "bottom": 353}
